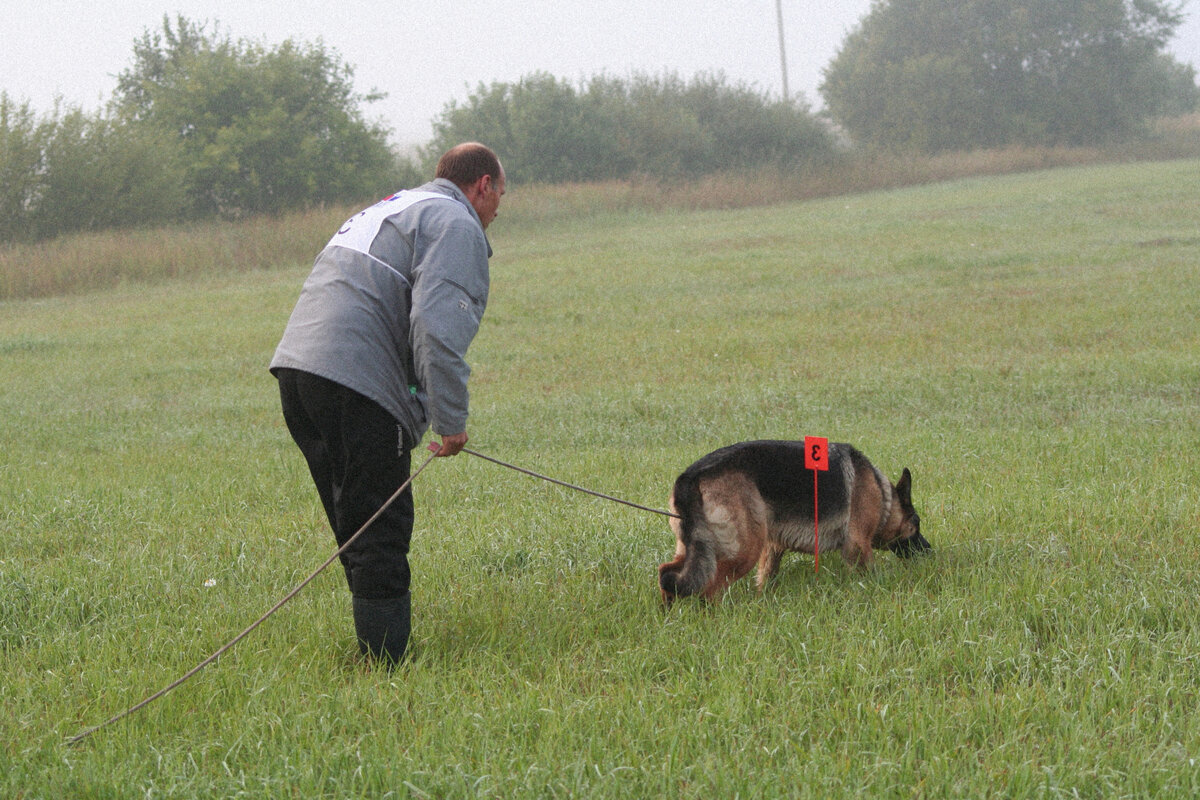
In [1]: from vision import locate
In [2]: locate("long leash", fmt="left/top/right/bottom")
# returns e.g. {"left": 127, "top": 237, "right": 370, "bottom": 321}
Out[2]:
{"left": 67, "top": 448, "right": 441, "bottom": 747}
{"left": 462, "top": 447, "right": 679, "bottom": 519}
{"left": 67, "top": 445, "right": 674, "bottom": 746}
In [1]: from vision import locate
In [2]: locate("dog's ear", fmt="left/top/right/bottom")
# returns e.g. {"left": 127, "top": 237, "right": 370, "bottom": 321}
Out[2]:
{"left": 896, "top": 468, "right": 912, "bottom": 504}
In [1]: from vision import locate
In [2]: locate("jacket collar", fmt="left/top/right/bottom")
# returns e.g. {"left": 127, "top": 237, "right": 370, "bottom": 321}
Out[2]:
{"left": 424, "top": 178, "right": 492, "bottom": 256}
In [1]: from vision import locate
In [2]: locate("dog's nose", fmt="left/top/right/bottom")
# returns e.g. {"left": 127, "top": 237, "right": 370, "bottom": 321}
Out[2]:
{"left": 889, "top": 532, "right": 932, "bottom": 557}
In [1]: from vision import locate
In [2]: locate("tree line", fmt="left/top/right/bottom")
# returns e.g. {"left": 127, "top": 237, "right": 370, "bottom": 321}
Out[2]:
{"left": 3, "top": 2, "right": 1197, "bottom": 243}
{"left": 422, "top": 71, "right": 835, "bottom": 184}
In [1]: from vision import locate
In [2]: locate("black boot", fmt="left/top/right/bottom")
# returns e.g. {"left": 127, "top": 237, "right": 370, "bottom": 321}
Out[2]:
{"left": 352, "top": 592, "right": 411, "bottom": 666}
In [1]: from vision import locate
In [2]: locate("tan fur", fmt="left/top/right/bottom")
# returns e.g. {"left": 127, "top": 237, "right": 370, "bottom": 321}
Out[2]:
{"left": 843, "top": 463, "right": 886, "bottom": 567}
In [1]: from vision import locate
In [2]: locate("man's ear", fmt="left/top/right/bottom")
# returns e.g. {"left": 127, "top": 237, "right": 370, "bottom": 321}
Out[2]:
{"left": 464, "top": 173, "right": 490, "bottom": 202}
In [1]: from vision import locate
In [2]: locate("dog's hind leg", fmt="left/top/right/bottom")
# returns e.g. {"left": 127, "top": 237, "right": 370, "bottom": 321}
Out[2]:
{"left": 754, "top": 544, "right": 785, "bottom": 592}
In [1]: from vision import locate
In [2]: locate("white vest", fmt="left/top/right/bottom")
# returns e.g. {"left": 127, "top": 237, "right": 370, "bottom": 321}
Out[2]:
{"left": 325, "top": 190, "right": 453, "bottom": 255}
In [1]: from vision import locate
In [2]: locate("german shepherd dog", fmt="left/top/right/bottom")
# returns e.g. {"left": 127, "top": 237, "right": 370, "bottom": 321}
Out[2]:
{"left": 659, "top": 440, "right": 930, "bottom": 602}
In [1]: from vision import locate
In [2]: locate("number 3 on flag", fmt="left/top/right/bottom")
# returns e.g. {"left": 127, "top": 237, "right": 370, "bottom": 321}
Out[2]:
{"left": 805, "top": 436, "right": 829, "bottom": 471}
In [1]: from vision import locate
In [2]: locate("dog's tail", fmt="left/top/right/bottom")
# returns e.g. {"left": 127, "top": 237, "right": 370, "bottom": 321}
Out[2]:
{"left": 671, "top": 469, "right": 703, "bottom": 534}
{"left": 660, "top": 470, "right": 714, "bottom": 599}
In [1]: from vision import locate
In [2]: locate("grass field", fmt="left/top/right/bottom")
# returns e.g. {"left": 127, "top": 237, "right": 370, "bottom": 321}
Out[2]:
{"left": 2, "top": 159, "right": 1199, "bottom": 797}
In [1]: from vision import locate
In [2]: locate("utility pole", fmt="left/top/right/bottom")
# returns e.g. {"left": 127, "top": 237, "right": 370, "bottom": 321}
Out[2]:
{"left": 775, "top": 0, "right": 790, "bottom": 102}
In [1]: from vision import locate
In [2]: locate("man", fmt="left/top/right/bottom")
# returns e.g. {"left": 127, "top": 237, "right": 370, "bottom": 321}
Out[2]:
{"left": 270, "top": 142, "right": 505, "bottom": 665}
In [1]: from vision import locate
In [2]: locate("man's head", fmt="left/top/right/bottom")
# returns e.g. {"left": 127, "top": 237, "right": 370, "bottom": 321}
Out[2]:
{"left": 436, "top": 142, "right": 505, "bottom": 229}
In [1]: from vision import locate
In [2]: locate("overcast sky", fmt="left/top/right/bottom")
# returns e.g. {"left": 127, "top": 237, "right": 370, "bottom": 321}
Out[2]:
{"left": 3, "top": 0, "right": 1198, "bottom": 149}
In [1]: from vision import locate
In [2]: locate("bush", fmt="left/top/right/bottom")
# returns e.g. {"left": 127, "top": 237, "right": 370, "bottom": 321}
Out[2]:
{"left": 0, "top": 95, "right": 190, "bottom": 242}
{"left": 0, "top": 94, "right": 45, "bottom": 242}
{"left": 0, "top": 17, "right": 419, "bottom": 243}
{"left": 115, "top": 16, "right": 402, "bottom": 217}
{"left": 425, "top": 71, "right": 836, "bottom": 183}
{"left": 35, "top": 108, "right": 190, "bottom": 237}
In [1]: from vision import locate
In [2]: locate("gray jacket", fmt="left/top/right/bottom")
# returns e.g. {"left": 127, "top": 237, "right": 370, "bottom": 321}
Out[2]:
{"left": 270, "top": 179, "right": 491, "bottom": 445}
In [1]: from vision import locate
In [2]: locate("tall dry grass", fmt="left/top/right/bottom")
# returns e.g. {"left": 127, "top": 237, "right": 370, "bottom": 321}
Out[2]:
{"left": 502, "top": 114, "right": 1200, "bottom": 218}
{"left": 0, "top": 206, "right": 354, "bottom": 301}
{"left": 3, "top": 115, "right": 1198, "bottom": 301}
{"left": 494, "top": 148, "right": 1112, "bottom": 223}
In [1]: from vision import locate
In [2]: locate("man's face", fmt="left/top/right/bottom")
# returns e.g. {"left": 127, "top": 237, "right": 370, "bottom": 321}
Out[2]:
{"left": 473, "top": 168, "right": 506, "bottom": 229}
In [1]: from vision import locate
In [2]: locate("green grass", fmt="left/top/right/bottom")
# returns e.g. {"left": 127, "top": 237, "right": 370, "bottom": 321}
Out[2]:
{"left": 3, "top": 160, "right": 1199, "bottom": 797}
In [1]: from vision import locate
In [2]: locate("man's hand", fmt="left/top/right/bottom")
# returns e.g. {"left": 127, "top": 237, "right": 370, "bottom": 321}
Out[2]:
{"left": 434, "top": 431, "right": 468, "bottom": 457}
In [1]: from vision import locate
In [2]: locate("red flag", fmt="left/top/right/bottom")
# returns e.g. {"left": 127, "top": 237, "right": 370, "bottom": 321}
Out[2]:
{"left": 804, "top": 436, "right": 829, "bottom": 471}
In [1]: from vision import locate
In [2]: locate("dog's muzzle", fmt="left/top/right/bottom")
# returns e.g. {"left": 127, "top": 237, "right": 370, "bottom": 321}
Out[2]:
{"left": 889, "top": 532, "right": 932, "bottom": 558}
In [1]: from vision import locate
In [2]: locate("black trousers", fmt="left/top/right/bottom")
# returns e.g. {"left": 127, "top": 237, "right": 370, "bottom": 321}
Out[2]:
{"left": 275, "top": 368, "right": 414, "bottom": 601}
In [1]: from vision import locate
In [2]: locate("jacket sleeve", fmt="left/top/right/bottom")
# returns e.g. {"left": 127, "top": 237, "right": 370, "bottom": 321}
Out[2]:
{"left": 408, "top": 214, "right": 490, "bottom": 436}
